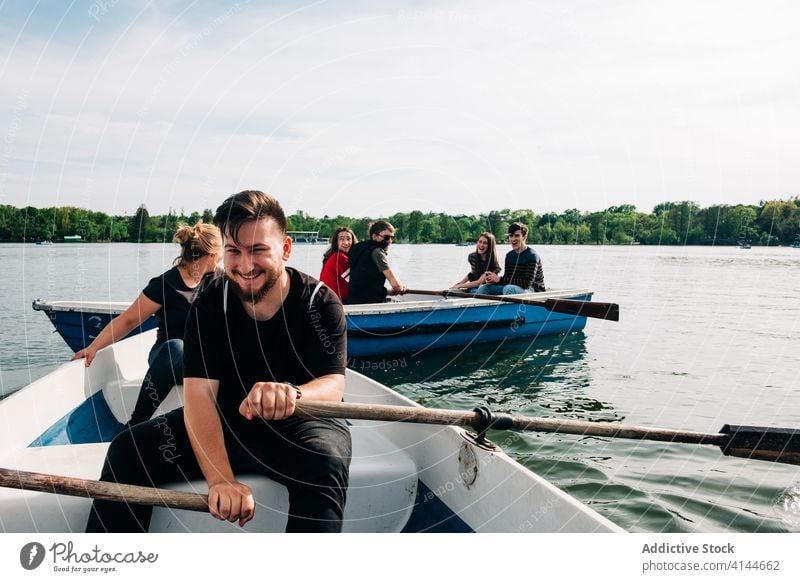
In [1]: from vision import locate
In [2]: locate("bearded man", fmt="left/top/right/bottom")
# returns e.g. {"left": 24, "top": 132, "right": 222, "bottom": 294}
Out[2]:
{"left": 86, "top": 190, "right": 351, "bottom": 533}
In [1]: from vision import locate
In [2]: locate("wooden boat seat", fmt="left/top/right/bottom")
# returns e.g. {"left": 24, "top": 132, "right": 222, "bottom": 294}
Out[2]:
{"left": 151, "top": 422, "right": 419, "bottom": 532}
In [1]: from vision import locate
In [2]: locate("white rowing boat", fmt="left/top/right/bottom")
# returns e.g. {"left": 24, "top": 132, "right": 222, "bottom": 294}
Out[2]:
{"left": 0, "top": 330, "right": 622, "bottom": 533}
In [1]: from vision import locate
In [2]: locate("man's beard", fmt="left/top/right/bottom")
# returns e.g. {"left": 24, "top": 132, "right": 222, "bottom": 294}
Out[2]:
{"left": 226, "top": 267, "right": 282, "bottom": 305}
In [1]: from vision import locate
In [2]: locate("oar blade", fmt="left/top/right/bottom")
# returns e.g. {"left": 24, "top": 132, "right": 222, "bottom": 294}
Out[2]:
{"left": 720, "top": 425, "right": 800, "bottom": 465}
{"left": 410, "top": 289, "right": 620, "bottom": 322}
{"left": 544, "top": 299, "right": 620, "bottom": 321}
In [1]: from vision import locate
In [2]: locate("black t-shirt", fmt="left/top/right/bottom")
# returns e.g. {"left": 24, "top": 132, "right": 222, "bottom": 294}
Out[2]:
{"left": 141, "top": 266, "right": 213, "bottom": 346}
{"left": 183, "top": 267, "right": 347, "bottom": 422}
{"left": 466, "top": 252, "right": 500, "bottom": 281}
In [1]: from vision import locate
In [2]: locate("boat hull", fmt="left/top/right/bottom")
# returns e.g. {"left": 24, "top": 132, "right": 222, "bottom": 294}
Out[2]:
{"left": 33, "top": 289, "right": 594, "bottom": 357}
{"left": 0, "top": 331, "right": 621, "bottom": 533}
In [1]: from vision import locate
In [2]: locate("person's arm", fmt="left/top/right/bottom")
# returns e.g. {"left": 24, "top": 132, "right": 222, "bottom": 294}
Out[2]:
{"left": 334, "top": 253, "right": 350, "bottom": 281}
{"left": 181, "top": 288, "right": 253, "bottom": 526}
{"left": 383, "top": 268, "right": 406, "bottom": 295}
{"left": 239, "top": 373, "right": 345, "bottom": 421}
{"left": 369, "top": 248, "right": 405, "bottom": 295}
{"left": 450, "top": 275, "right": 469, "bottom": 289}
{"left": 485, "top": 253, "right": 507, "bottom": 285}
{"left": 453, "top": 253, "right": 486, "bottom": 289}
{"left": 184, "top": 376, "right": 255, "bottom": 527}
{"left": 532, "top": 258, "right": 546, "bottom": 292}
{"left": 450, "top": 273, "right": 474, "bottom": 289}
{"left": 71, "top": 292, "right": 161, "bottom": 366}
{"left": 456, "top": 273, "right": 488, "bottom": 289}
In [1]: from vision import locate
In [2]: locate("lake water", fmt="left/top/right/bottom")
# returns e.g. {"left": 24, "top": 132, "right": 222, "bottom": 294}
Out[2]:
{"left": 1, "top": 241, "right": 799, "bottom": 533}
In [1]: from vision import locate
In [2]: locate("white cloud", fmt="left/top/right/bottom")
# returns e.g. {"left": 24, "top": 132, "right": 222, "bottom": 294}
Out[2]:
{"left": 1, "top": 0, "right": 799, "bottom": 216}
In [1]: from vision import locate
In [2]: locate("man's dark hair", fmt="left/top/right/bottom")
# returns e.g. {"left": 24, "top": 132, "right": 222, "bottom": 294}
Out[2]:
{"left": 214, "top": 190, "right": 287, "bottom": 244}
{"left": 368, "top": 220, "right": 395, "bottom": 238}
{"left": 507, "top": 222, "right": 528, "bottom": 237}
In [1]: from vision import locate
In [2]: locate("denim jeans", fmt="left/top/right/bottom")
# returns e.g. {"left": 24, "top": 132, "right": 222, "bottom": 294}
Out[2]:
{"left": 126, "top": 339, "right": 183, "bottom": 427}
{"left": 475, "top": 283, "right": 526, "bottom": 295}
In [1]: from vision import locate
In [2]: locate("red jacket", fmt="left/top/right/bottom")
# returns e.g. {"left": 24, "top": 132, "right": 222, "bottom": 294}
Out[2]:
{"left": 319, "top": 251, "right": 350, "bottom": 301}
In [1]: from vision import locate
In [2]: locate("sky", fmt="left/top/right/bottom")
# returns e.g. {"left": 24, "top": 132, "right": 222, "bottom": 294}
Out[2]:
{"left": 1, "top": 0, "right": 799, "bottom": 218}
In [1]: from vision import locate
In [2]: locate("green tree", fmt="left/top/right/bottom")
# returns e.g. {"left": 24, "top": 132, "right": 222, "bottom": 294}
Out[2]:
{"left": 486, "top": 210, "right": 506, "bottom": 238}
{"left": 2, "top": 197, "right": 799, "bottom": 246}
{"left": 130, "top": 204, "right": 150, "bottom": 242}
{"left": 661, "top": 201, "right": 700, "bottom": 243}
{"left": 758, "top": 200, "right": 798, "bottom": 244}
{"left": 586, "top": 212, "right": 607, "bottom": 244}
{"left": 419, "top": 214, "right": 442, "bottom": 242}
{"left": 576, "top": 223, "right": 592, "bottom": 244}
{"left": 406, "top": 211, "right": 423, "bottom": 243}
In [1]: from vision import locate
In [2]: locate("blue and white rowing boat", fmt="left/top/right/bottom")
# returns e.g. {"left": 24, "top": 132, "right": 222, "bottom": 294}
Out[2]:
{"left": 0, "top": 330, "right": 621, "bottom": 532}
{"left": 32, "top": 289, "right": 595, "bottom": 357}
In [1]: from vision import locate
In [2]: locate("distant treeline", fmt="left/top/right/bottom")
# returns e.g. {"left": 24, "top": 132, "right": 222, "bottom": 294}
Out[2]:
{"left": 1, "top": 198, "right": 799, "bottom": 246}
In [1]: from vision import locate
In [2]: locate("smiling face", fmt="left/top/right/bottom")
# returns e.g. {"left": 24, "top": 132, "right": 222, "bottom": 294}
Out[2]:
{"left": 476, "top": 236, "right": 489, "bottom": 255}
{"left": 507, "top": 229, "right": 527, "bottom": 251}
{"left": 223, "top": 218, "right": 291, "bottom": 304}
{"left": 337, "top": 231, "right": 353, "bottom": 253}
{"left": 371, "top": 229, "right": 395, "bottom": 249}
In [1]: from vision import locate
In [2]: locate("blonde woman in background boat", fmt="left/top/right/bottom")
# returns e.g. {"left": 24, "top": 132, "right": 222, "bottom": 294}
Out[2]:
{"left": 72, "top": 221, "right": 222, "bottom": 428}
{"left": 451, "top": 232, "right": 501, "bottom": 291}
{"left": 319, "top": 227, "right": 357, "bottom": 302}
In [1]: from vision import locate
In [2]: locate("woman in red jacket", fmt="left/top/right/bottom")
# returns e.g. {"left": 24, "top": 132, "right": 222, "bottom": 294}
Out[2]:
{"left": 319, "top": 227, "right": 357, "bottom": 301}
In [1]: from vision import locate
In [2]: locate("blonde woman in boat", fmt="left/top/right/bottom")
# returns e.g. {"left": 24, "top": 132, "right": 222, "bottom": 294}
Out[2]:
{"left": 72, "top": 221, "right": 222, "bottom": 428}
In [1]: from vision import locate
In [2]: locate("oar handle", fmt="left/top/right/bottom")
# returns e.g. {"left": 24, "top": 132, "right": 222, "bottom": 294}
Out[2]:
{"left": 296, "top": 400, "right": 477, "bottom": 427}
{"left": 296, "top": 401, "right": 800, "bottom": 465}
{"left": 295, "top": 401, "right": 725, "bottom": 444}
{"left": 0, "top": 467, "right": 209, "bottom": 512}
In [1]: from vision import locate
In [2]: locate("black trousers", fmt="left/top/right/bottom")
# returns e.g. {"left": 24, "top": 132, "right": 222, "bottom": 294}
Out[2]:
{"left": 126, "top": 340, "right": 184, "bottom": 427}
{"left": 86, "top": 408, "right": 351, "bottom": 533}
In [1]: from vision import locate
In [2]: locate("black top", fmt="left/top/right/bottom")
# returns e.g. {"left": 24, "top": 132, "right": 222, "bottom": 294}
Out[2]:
{"left": 183, "top": 267, "right": 347, "bottom": 422}
{"left": 347, "top": 240, "right": 388, "bottom": 304}
{"left": 466, "top": 252, "right": 501, "bottom": 281}
{"left": 141, "top": 266, "right": 214, "bottom": 346}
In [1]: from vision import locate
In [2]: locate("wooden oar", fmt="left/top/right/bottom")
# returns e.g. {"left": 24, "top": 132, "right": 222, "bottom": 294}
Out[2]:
{"left": 2, "top": 402, "right": 797, "bottom": 507}
{"left": 406, "top": 288, "right": 620, "bottom": 322}
{"left": 294, "top": 400, "right": 800, "bottom": 465}
{"left": 0, "top": 467, "right": 208, "bottom": 511}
